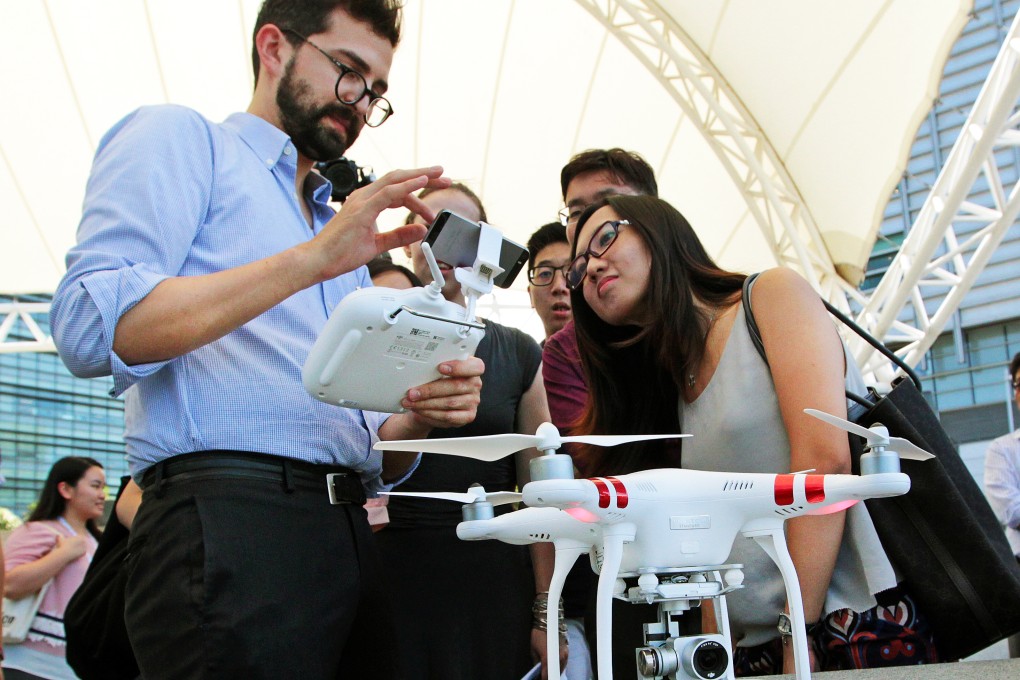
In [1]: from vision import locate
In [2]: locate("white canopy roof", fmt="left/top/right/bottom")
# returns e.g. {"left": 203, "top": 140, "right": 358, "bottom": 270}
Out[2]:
{"left": 1, "top": 0, "right": 970, "bottom": 317}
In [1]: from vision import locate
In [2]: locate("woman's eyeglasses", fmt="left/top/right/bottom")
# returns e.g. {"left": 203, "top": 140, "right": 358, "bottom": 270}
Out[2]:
{"left": 566, "top": 220, "right": 629, "bottom": 290}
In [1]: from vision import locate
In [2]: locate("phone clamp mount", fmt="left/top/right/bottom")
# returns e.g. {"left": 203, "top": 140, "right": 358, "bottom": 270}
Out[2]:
{"left": 302, "top": 225, "right": 502, "bottom": 414}
{"left": 452, "top": 220, "right": 505, "bottom": 330}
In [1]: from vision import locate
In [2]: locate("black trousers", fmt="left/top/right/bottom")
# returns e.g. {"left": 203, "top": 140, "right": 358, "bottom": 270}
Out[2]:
{"left": 125, "top": 466, "right": 398, "bottom": 680}
{"left": 375, "top": 526, "right": 534, "bottom": 680}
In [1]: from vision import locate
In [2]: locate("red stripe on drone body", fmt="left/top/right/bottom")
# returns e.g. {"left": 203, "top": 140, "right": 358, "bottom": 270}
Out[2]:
{"left": 805, "top": 475, "right": 826, "bottom": 503}
{"left": 591, "top": 478, "right": 611, "bottom": 508}
{"left": 606, "top": 477, "right": 628, "bottom": 508}
{"left": 774, "top": 475, "right": 795, "bottom": 506}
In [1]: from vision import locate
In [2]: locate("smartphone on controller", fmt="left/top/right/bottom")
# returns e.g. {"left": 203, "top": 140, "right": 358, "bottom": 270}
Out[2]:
{"left": 423, "top": 210, "right": 529, "bottom": 288}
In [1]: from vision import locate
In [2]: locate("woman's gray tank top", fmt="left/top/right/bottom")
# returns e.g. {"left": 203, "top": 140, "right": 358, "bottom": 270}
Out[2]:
{"left": 679, "top": 303, "right": 898, "bottom": 647}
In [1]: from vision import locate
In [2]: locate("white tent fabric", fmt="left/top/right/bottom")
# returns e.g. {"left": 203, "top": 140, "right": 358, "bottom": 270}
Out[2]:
{"left": 1, "top": 0, "right": 971, "bottom": 318}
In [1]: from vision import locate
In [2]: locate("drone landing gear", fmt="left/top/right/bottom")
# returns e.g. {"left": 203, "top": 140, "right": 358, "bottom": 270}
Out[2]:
{"left": 629, "top": 566, "right": 742, "bottom": 680}
{"left": 744, "top": 526, "right": 811, "bottom": 680}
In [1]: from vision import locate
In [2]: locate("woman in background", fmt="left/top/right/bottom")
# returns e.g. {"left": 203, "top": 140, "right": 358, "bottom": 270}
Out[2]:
{"left": 3, "top": 457, "right": 105, "bottom": 680}
{"left": 567, "top": 194, "right": 937, "bottom": 675}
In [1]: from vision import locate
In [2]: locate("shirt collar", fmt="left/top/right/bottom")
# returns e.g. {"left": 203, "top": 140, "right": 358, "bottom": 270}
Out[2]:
{"left": 224, "top": 112, "right": 294, "bottom": 169}
{"left": 307, "top": 168, "right": 332, "bottom": 205}
{"left": 223, "top": 112, "right": 333, "bottom": 206}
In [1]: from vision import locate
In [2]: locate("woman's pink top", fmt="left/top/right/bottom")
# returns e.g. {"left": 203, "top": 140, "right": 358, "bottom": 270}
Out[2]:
{"left": 4, "top": 519, "right": 97, "bottom": 655}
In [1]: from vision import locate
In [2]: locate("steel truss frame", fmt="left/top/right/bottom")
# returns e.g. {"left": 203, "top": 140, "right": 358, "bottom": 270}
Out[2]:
{"left": 851, "top": 12, "right": 1020, "bottom": 377}
{"left": 576, "top": 0, "right": 1020, "bottom": 381}
{"left": 573, "top": 0, "right": 853, "bottom": 299}
{"left": 0, "top": 302, "right": 55, "bottom": 354}
{"left": 5, "top": 2, "right": 1018, "bottom": 377}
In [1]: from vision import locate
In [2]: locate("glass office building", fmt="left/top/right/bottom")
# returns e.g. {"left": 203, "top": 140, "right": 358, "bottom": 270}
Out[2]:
{"left": 0, "top": 295, "right": 128, "bottom": 517}
{"left": 870, "top": 0, "right": 1020, "bottom": 448}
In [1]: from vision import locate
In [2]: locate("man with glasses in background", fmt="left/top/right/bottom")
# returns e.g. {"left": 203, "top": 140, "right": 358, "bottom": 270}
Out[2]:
{"left": 538, "top": 149, "right": 663, "bottom": 679}
{"left": 984, "top": 351, "right": 1020, "bottom": 658}
{"left": 527, "top": 222, "right": 573, "bottom": 340}
{"left": 543, "top": 148, "right": 657, "bottom": 475}
{"left": 523, "top": 221, "right": 591, "bottom": 679}
{"left": 50, "top": 1, "right": 483, "bottom": 678}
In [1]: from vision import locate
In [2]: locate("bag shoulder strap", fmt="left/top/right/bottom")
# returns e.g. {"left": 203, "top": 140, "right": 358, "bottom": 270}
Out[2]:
{"left": 740, "top": 272, "right": 922, "bottom": 390}
{"left": 741, "top": 273, "right": 767, "bottom": 365}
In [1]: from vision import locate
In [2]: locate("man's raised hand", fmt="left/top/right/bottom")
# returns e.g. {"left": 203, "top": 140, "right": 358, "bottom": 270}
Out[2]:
{"left": 301, "top": 166, "right": 451, "bottom": 283}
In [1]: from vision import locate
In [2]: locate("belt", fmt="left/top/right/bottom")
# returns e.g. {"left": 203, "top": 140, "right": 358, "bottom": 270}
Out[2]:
{"left": 140, "top": 451, "right": 367, "bottom": 505}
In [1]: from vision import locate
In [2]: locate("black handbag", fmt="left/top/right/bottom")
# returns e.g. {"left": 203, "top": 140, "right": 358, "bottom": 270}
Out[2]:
{"left": 741, "top": 273, "right": 1020, "bottom": 660}
{"left": 64, "top": 476, "right": 139, "bottom": 680}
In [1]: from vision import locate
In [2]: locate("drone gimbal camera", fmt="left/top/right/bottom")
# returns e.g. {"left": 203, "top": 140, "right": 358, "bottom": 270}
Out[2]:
{"left": 637, "top": 633, "right": 731, "bottom": 680}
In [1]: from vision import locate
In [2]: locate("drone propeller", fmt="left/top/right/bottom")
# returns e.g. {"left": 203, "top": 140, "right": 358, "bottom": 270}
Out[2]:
{"left": 382, "top": 486, "right": 522, "bottom": 506}
{"left": 375, "top": 421, "right": 687, "bottom": 461}
{"left": 804, "top": 409, "right": 934, "bottom": 461}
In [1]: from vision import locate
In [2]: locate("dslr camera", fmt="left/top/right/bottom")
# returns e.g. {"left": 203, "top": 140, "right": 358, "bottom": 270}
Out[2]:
{"left": 636, "top": 634, "right": 731, "bottom": 680}
{"left": 315, "top": 157, "right": 375, "bottom": 203}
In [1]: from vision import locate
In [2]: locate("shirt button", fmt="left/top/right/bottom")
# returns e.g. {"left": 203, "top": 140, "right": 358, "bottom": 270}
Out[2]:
{"left": 284, "top": 146, "right": 293, "bottom": 156}
{"left": 265, "top": 158, "right": 273, "bottom": 166}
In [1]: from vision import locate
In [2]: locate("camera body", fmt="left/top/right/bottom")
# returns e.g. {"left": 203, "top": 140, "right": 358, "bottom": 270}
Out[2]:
{"left": 636, "top": 634, "right": 732, "bottom": 680}
{"left": 315, "top": 157, "right": 375, "bottom": 203}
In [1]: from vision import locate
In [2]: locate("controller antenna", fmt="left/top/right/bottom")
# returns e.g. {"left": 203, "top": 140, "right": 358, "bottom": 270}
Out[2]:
{"left": 420, "top": 242, "right": 446, "bottom": 297}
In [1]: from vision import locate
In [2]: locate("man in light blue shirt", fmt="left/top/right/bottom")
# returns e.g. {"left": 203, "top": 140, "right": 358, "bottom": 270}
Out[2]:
{"left": 50, "top": 1, "right": 482, "bottom": 677}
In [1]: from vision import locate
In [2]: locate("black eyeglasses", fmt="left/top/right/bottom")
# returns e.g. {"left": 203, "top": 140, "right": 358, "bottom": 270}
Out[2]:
{"left": 566, "top": 220, "right": 630, "bottom": 290}
{"left": 528, "top": 264, "right": 570, "bottom": 286}
{"left": 558, "top": 205, "right": 585, "bottom": 226}
{"left": 283, "top": 28, "right": 394, "bottom": 127}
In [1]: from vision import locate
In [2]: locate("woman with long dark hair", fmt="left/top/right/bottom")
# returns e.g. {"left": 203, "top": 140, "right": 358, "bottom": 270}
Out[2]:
{"left": 3, "top": 457, "right": 106, "bottom": 679}
{"left": 567, "top": 194, "right": 938, "bottom": 675}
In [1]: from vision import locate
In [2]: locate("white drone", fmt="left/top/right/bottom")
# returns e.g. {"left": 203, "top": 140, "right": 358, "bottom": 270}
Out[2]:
{"left": 376, "top": 410, "right": 933, "bottom": 680}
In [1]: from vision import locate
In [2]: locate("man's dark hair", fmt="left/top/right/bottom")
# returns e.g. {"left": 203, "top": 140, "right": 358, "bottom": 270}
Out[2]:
{"left": 560, "top": 148, "right": 658, "bottom": 200}
{"left": 527, "top": 222, "right": 568, "bottom": 270}
{"left": 1010, "top": 351, "right": 1020, "bottom": 383}
{"left": 252, "top": 0, "right": 403, "bottom": 81}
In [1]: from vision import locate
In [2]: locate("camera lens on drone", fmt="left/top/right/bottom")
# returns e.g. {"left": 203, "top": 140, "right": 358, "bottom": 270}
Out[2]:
{"left": 681, "top": 639, "right": 729, "bottom": 680}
